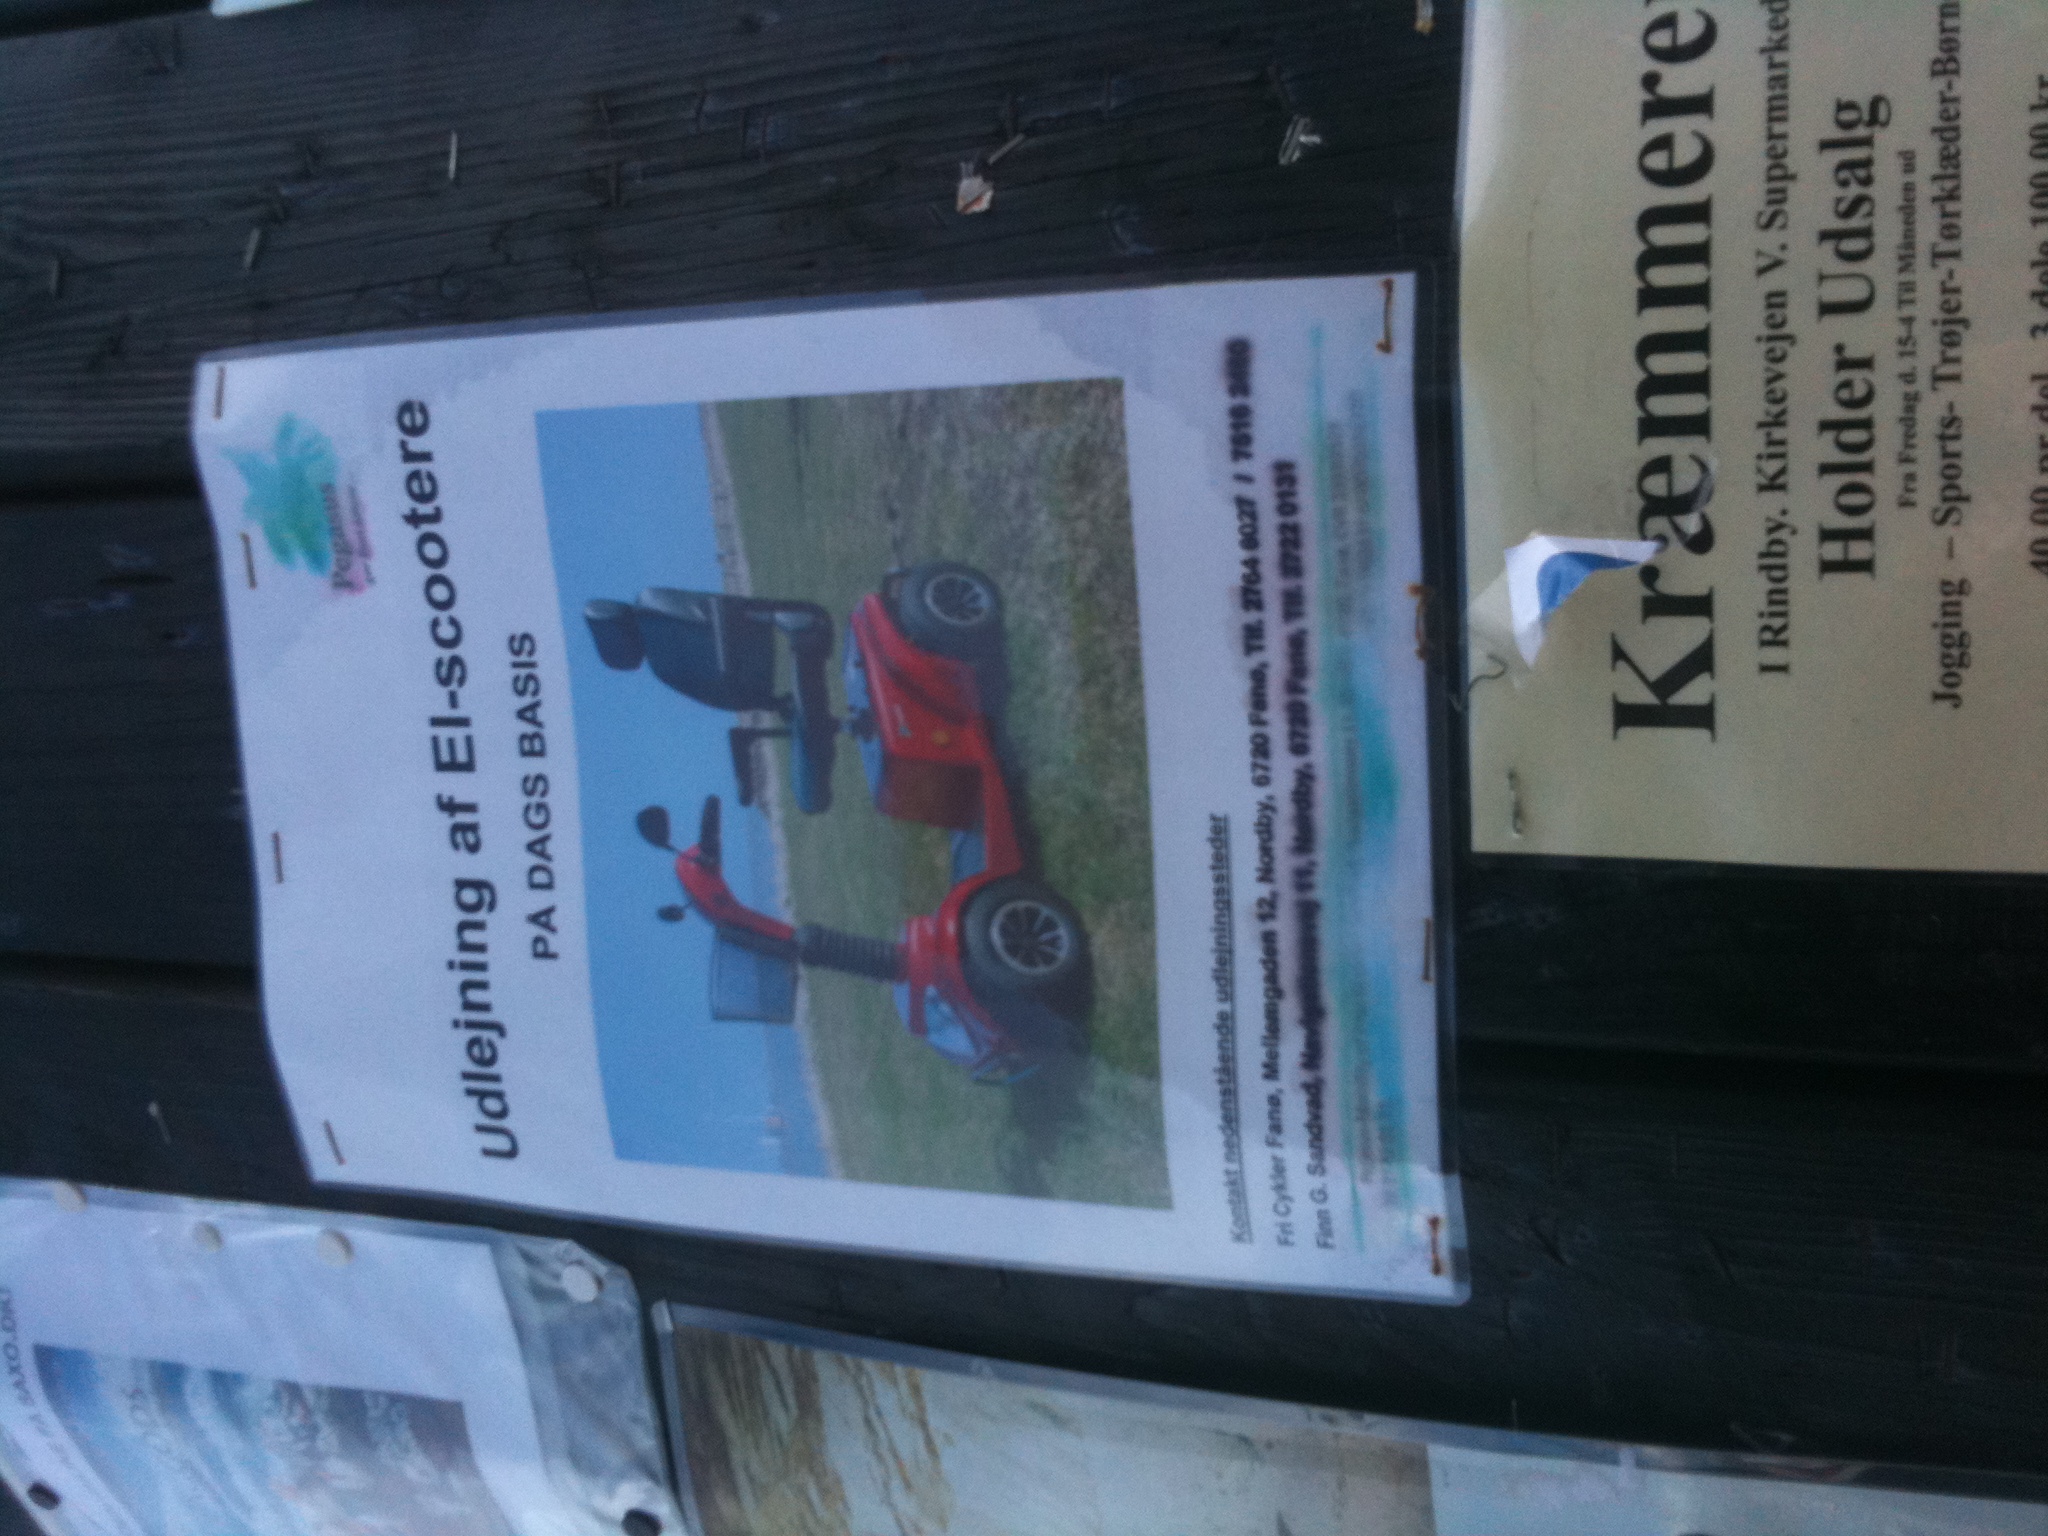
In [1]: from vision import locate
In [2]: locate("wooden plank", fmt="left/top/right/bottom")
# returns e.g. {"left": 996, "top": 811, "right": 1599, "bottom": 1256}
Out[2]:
{"left": 0, "top": 0, "right": 194, "bottom": 43}
{"left": 1453, "top": 857, "right": 2048, "bottom": 1069}
{"left": 0, "top": 0, "right": 1455, "bottom": 491}
{"left": 0, "top": 499, "right": 253, "bottom": 964}
{"left": 2, "top": 957, "right": 2043, "bottom": 1475}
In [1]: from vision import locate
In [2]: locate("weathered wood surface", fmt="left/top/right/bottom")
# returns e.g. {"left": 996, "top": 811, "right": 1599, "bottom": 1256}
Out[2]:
{"left": 2, "top": 0, "right": 2047, "bottom": 1499}
{"left": 0, "top": 0, "right": 1453, "bottom": 493}
{"left": 0, "top": 498, "right": 251, "bottom": 964}
{"left": 2, "top": 955, "right": 2044, "bottom": 1475}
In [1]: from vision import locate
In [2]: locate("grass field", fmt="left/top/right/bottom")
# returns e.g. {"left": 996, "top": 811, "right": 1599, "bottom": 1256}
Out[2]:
{"left": 713, "top": 381, "right": 1168, "bottom": 1208}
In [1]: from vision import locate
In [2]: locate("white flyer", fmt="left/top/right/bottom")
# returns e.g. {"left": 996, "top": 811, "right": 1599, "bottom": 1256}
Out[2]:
{"left": 0, "top": 1182, "right": 677, "bottom": 1536}
{"left": 190, "top": 277, "right": 1460, "bottom": 1299}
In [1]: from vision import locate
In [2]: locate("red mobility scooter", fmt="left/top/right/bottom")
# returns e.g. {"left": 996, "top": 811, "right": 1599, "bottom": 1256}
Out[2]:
{"left": 590, "top": 563, "right": 1089, "bottom": 1084}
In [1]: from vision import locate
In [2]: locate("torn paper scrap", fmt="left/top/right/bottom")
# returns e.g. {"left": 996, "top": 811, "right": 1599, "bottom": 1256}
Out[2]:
{"left": 1503, "top": 534, "right": 1662, "bottom": 665}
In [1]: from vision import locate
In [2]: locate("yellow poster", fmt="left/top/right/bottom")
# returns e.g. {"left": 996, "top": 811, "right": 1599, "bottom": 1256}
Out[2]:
{"left": 1461, "top": 0, "right": 2048, "bottom": 869}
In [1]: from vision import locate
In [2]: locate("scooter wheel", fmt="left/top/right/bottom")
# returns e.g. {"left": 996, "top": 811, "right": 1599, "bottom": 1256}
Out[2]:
{"left": 895, "top": 562, "right": 1003, "bottom": 659}
{"left": 961, "top": 877, "right": 1085, "bottom": 999}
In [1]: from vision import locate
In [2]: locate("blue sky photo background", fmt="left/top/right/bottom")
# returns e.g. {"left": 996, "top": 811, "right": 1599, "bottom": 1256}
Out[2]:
{"left": 535, "top": 405, "right": 828, "bottom": 1177}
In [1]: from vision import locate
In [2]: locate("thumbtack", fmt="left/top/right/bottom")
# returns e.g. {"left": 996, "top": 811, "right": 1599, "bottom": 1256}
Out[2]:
{"left": 212, "top": 365, "right": 226, "bottom": 420}
{"left": 1507, "top": 769, "right": 1526, "bottom": 839}
{"left": 242, "top": 227, "right": 265, "bottom": 272}
{"left": 447, "top": 129, "right": 460, "bottom": 182}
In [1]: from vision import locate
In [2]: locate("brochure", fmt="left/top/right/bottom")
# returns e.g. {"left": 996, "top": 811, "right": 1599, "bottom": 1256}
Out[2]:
{"left": 1459, "top": 0, "right": 2048, "bottom": 869}
{"left": 189, "top": 278, "right": 1461, "bottom": 1299}
{"left": 0, "top": 1181, "right": 678, "bottom": 1536}
{"left": 653, "top": 1301, "right": 2048, "bottom": 1536}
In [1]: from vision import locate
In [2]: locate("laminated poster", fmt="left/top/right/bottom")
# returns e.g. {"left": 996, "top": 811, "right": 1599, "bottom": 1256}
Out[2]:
{"left": 189, "top": 278, "right": 1461, "bottom": 1299}
{"left": 1461, "top": 0, "right": 2048, "bottom": 869}
{"left": 0, "top": 1181, "right": 679, "bottom": 1536}
{"left": 653, "top": 1302, "right": 2048, "bottom": 1536}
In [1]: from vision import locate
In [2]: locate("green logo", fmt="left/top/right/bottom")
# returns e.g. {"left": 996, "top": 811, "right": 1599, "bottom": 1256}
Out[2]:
{"left": 225, "top": 416, "right": 373, "bottom": 591}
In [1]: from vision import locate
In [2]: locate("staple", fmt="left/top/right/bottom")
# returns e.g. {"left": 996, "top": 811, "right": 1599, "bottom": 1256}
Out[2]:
{"left": 985, "top": 132, "right": 1026, "bottom": 167}
{"left": 1420, "top": 917, "right": 1434, "bottom": 982}
{"left": 271, "top": 830, "right": 285, "bottom": 883}
{"left": 1427, "top": 1214, "right": 1444, "bottom": 1276}
{"left": 239, "top": 531, "right": 258, "bottom": 588}
{"left": 1408, "top": 581, "right": 1431, "bottom": 658}
{"left": 146, "top": 1101, "right": 172, "bottom": 1146}
{"left": 1378, "top": 277, "right": 1396, "bottom": 353}
{"left": 212, "top": 365, "right": 226, "bottom": 419}
{"left": 1278, "top": 114, "right": 1323, "bottom": 166}
{"left": 242, "top": 226, "right": 264, "bottom": 272}
{"left": 1415, "top": 0, "right": 1435, "bottom": 33}
{"left": 1507, "top": 769, "right": 1525, "bottom": 838}
{"left": 323, "top": 1120, "right": 347, "bottom": 1165}
{"left": 447, "top": 129, "right": 460, "bottom": 182}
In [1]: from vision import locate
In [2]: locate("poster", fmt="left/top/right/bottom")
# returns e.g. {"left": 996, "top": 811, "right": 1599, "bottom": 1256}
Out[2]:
{"left": 0, "top": 1182, "right": 677, "bottom": 1536}
{"left": 653, "top": 1302, "right": 2048, "bottom": 1536}
{"left": 189, "top": 278, "right": 1461, "bottom": 1299}
{"left": 1461, "top": 0, "right": 2048, "bottom": 869}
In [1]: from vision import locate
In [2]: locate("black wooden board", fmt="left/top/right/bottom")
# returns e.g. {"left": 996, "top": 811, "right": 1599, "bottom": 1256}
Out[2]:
{"left": 0, "top": 499, "right": 252, "bottom": 965}
{"left": 2, "top": 954, "right": 2045, "bottom": 1475}
{"left": 2, "top": 0, "right": 2047, "bottom": 1488}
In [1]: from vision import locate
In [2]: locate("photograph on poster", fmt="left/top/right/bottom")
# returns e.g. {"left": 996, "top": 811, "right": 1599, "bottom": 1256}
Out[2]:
{"left": 539, "top": 382, "right": 1167, "bottom": 1207}
{"left": 34, "top": 1350, "right": 510, "bottom": 1536}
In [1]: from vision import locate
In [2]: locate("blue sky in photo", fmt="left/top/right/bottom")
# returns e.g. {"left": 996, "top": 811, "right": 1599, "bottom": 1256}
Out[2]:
{"left": 535, "top": 404, "right": 827, "bottom": 1176}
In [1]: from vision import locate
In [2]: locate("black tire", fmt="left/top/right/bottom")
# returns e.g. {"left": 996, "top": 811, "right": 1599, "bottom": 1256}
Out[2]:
{"left": 960, "top": 877, "right": 1085, "bottom": 1000}
{"left": 894, "top": 561, "right": 1003, "bottom": 659}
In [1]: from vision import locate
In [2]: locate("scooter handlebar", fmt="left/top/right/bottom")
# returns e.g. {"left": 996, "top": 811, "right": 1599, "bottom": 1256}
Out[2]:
{"left": 697, "top": 795, "right": 723, "bottom": 873}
